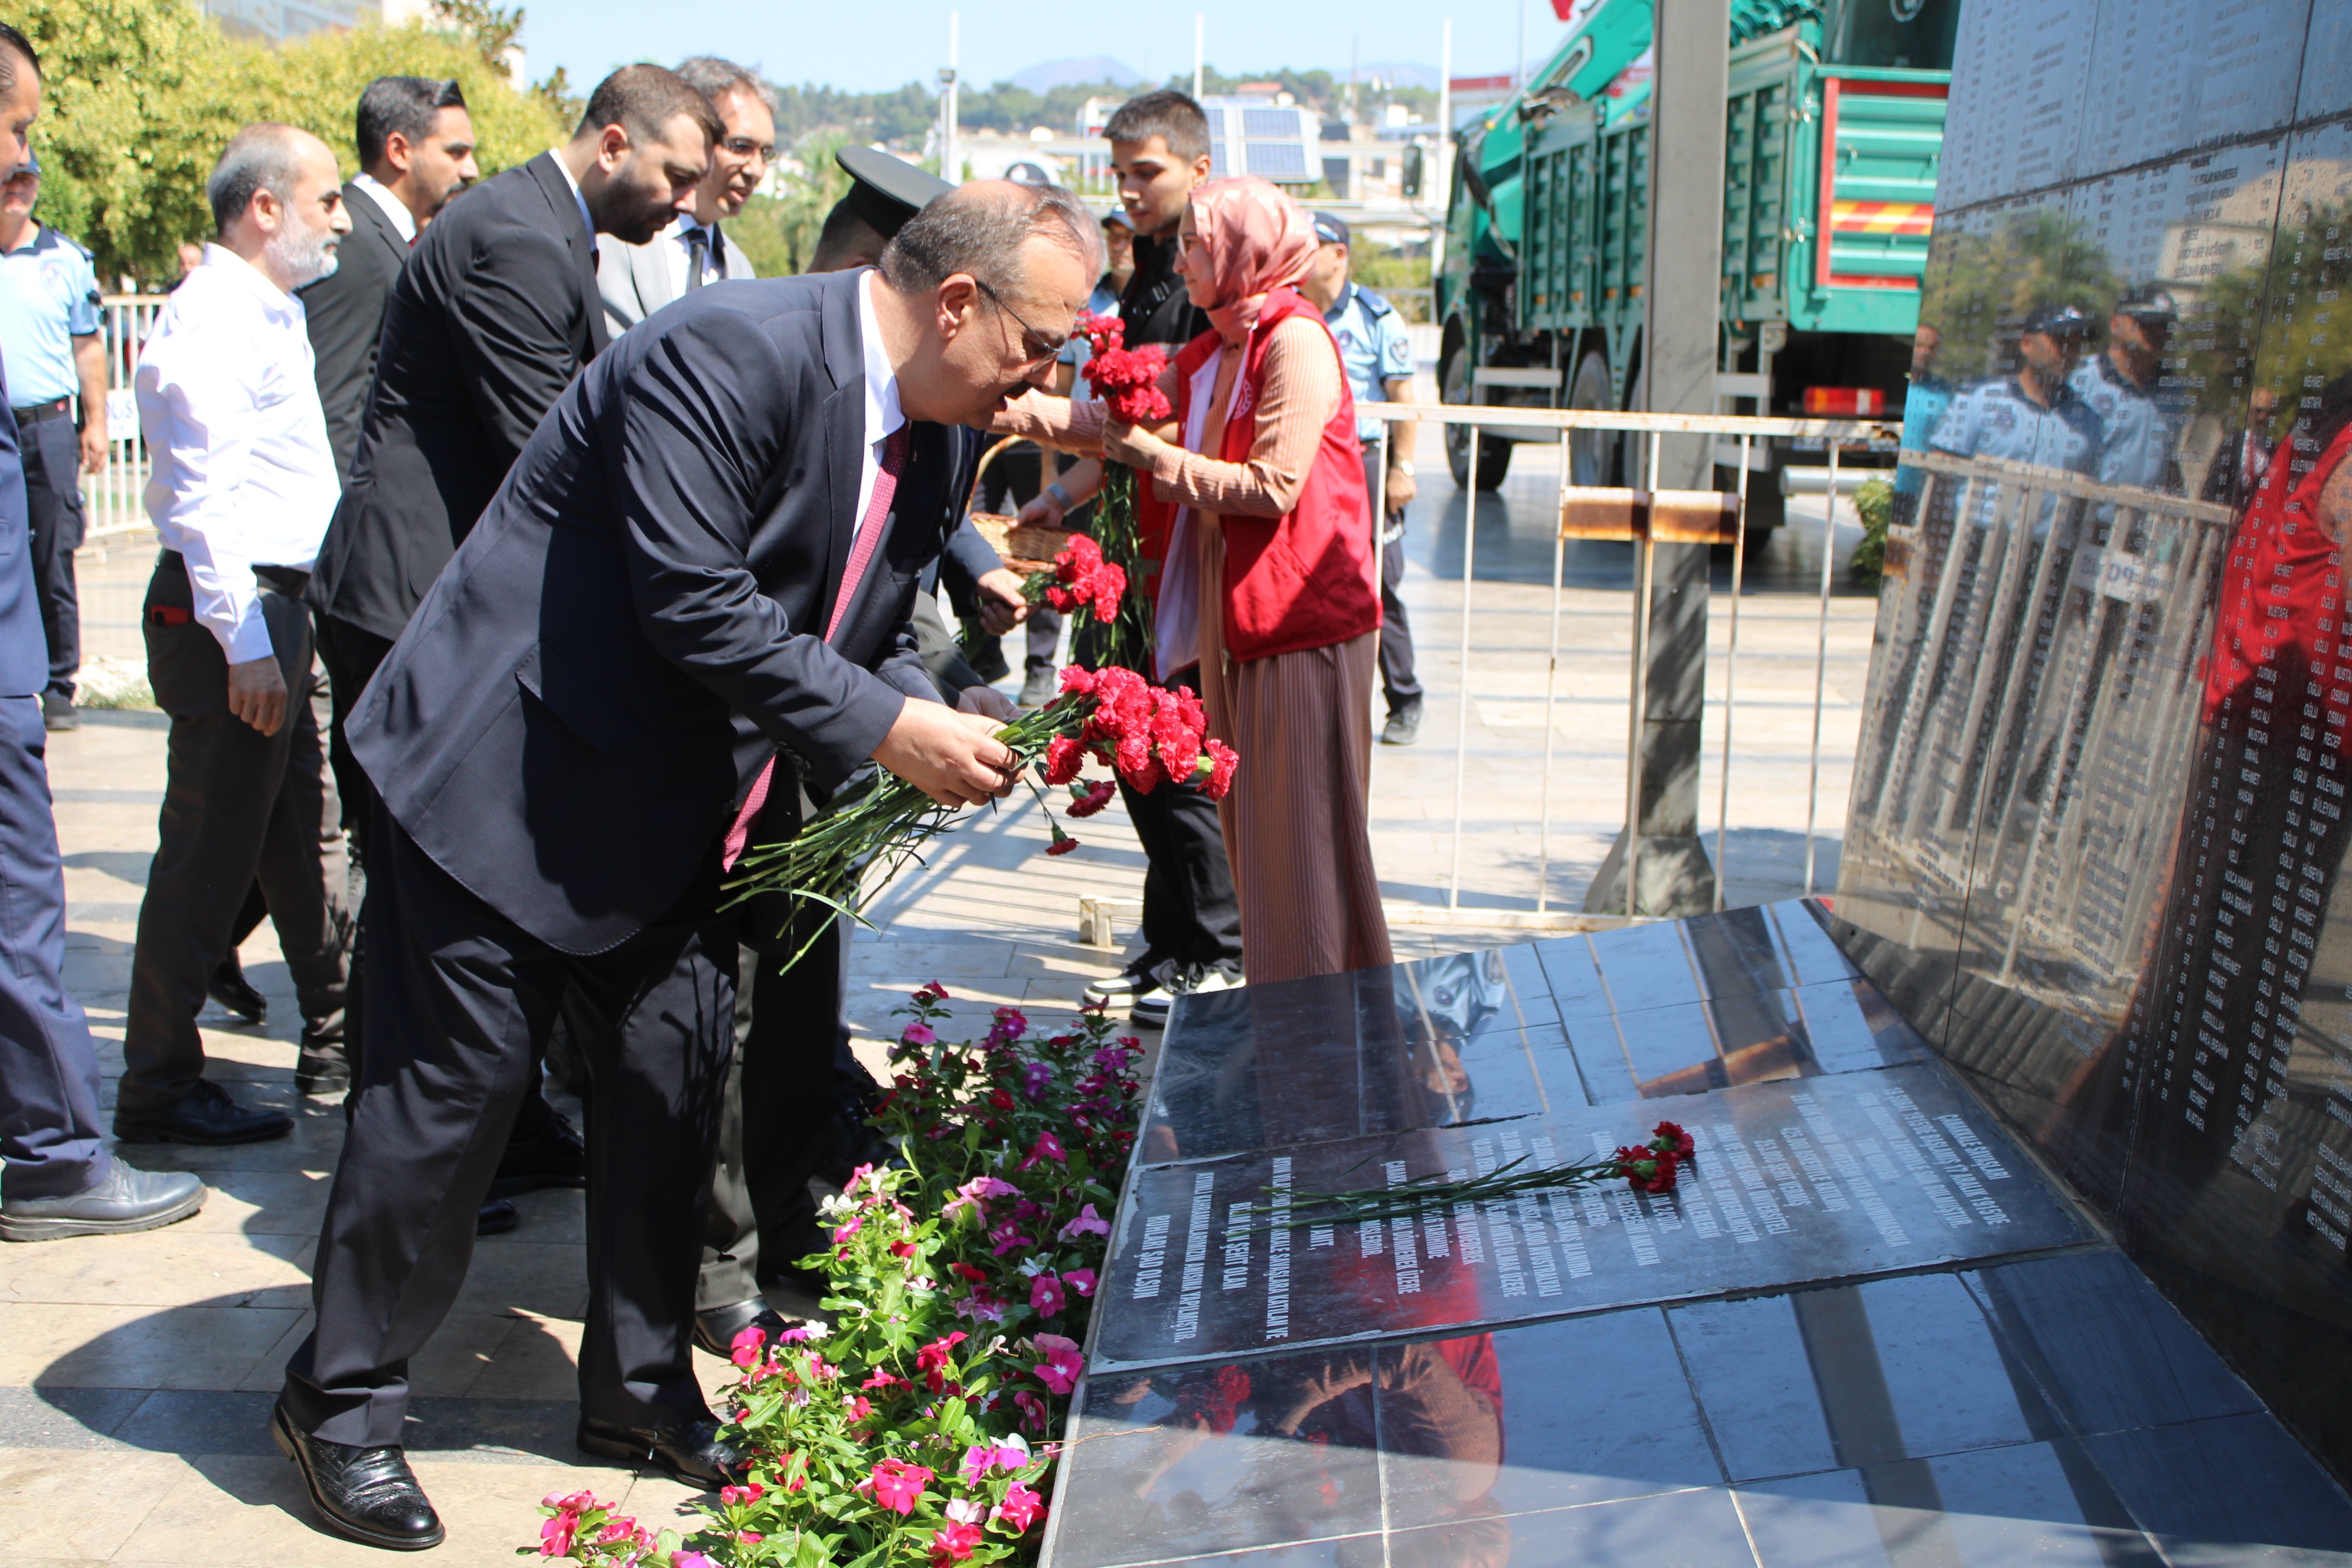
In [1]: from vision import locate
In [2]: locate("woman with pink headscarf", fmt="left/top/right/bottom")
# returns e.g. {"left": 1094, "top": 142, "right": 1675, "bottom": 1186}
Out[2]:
{"left": 1001, "top": 177, "right": 1391, "bottom": 985}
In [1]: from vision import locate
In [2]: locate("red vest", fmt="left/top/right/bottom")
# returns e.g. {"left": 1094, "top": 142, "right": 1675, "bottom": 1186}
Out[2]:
{"left": 1169, "top": 288, "right": 1379, "bottom": 662}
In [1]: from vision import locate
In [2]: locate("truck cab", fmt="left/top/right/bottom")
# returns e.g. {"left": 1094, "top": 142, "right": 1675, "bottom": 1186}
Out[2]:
{"left": 1436, "top": 0, "right": 1956, "bottom": 535}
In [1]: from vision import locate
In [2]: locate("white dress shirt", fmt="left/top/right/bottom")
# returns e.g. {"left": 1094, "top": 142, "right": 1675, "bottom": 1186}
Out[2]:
{"left": 135, "top": 244, "right": 341, "bottom": 663}
{"left": 854, "top": 270, "right": 907, "bottom": 531}
{"left": 351, "top": 171, "right": 417, "bottom": 244}
{"left": 552, "top": 151, "right": 596, "bottom": 253}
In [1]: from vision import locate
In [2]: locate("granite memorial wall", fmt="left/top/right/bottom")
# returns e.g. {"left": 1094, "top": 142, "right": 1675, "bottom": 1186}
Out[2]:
{"left": 1834, "top": 0, "right": 2352, "bottom": 1478}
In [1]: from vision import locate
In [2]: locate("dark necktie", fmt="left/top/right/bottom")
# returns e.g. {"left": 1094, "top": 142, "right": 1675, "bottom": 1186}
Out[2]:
{"left": 709, "top": 223, "right": 727, "bottom": 280}
{"left": 684, "top": 226, "right": 708, "bottom": 291}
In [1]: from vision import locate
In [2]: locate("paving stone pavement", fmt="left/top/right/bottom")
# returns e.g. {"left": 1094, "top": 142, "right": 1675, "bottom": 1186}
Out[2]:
{"left": 5, "top": 438, "right": 1875, "bottom": 1564}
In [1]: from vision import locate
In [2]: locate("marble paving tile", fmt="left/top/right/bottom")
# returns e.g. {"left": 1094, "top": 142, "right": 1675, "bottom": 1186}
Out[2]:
{"left": 0, "top": 1302, "right": 302, "bottom": 1389}
{"left": 0, "top": 1228, "right": 313, "bottom": 1309}
{"left": 0, "top": 1447, "right": 189, "bottom": 1559}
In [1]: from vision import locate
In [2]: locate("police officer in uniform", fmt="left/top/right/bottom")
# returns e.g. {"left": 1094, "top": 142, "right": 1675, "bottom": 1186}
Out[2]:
{"left": 1930, "top": 303, "right": 2105, "bottom": 494}
{"left": 1299, "top": 212, "right": 1425, "bottom": 744}
{"left": 2070, "top": 285, "right": 2183, "bottom": 493}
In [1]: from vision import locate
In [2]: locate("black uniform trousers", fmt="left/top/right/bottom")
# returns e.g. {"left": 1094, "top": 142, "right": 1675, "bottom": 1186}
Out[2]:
{"left": 696, "top": 921, "right": 849, "bottom": 1311}
{"left": 282, "top": 809, "right": 737, "bottom": 1446}
{"left": 0, "top": 694, "right": 110, "bottom": 1199}
{"left": 1361, "top": 445, "right": 1422, "bottom": 713}
{"left": 1070, "top": 629, "right": 1241, "bottom": 971}
{"left": 16, "top": 413, "right": 83, "bottom": 704}
{"left": 120, "top": 556, "right": 349, "bottom": 1118}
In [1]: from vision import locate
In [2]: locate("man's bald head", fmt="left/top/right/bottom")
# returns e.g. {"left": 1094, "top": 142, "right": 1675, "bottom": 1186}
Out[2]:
{"left": 878, "top": 178, "right": 1104, "bottom": 300}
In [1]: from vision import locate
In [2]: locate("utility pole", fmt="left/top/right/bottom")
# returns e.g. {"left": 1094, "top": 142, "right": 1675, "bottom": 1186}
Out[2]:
{"left": 940, "top": 11, "right": 961, "bottom": 184}
{"left": 1432, "top": 17, "right": 1452, "bottom": 276}
{"left": 1582, "top": 0, "right": 1730, "bottom": 917}
{"left": 1193, "top": 14, "right": 1206, "bottom": 103}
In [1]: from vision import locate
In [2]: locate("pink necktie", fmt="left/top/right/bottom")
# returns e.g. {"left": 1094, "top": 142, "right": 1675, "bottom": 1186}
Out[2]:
{"left": 723, "top": 422, "right": 911, "bottom": 870}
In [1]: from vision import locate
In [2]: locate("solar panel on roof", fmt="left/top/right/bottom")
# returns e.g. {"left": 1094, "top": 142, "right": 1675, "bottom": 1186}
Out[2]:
{"left": 1243, "top": 142, "right": 1308, "bottom": 178}
{"left": 1242, "top": 107, "right": 1301, "bottom": 138}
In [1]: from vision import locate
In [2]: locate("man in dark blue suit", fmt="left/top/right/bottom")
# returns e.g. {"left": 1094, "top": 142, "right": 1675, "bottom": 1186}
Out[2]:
{"left": 0, "top": 25, "right": 204, "bottom": 1242}
{"left": 272, "top": 178, "right": 1101, "bottom": 1550}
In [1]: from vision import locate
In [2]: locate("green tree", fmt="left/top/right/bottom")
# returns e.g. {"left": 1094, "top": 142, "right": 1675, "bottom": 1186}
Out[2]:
{"left": 20, "top": 0, "right": 567, "bottom": 286}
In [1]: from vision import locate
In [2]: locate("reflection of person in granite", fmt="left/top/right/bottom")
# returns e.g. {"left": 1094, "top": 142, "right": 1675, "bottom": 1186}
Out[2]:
{"left": 2071, "top": 378, "right": 2352, "bottom": 1222}
{"left": 1082, "top": 1340, "right": 1505, "bottom": 1561}
{"left": 2070, "top": 286, "right": 2186, "bottom": 492}
{"left": 1891, "top": 323, "right": 1954, "bottom": 524}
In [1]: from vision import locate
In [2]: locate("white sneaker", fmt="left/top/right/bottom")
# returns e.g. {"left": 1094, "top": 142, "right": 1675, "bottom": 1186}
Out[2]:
{"left": 1084, "top": 955, "right": 1168, "bottom": 1009}
{"left": 1131, "top": 962, "right": 1240, "bottom": 1025}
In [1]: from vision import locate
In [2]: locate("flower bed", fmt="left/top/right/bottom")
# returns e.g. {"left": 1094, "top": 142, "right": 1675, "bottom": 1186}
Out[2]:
{"left": 530, "top": 988, "right": 1141, "bottom": 1568}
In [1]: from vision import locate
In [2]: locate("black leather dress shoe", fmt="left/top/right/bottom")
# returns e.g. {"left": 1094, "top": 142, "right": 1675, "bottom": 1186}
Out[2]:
{"left": 271, "top": 1400, "right": 445, "bottom": 1551}
{"left": 576, "top": 1414, "right": 746, "bottom": 1489}
{"left": 489, "top": 1109, "right": 586, "bottom": 1198}
{"left": 208, "top": 956, "right": 267, "bottom": 1023}
{"left": 113, "top": 1078, "right": 292, "bottom": 1146}
{"left": 476, "top": 1198, "right": 520, "bottom": 1236}
{"left": 692, "top": 1299, "right": 791, "bottom": 1358}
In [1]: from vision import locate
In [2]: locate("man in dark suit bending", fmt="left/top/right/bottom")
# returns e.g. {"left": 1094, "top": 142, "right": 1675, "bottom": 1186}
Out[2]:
{"left": 301, "top": 76, "right": 476, "bottom": 482}
{"left": 272, "top": 179, "right": 1102, "bottom": 1551}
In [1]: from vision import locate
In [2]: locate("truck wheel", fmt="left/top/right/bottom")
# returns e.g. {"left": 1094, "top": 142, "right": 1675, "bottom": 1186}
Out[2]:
{"left": 1441, "top": 346, "right": 1514, "bottom": 491}
{"left": 1716, "top": 460, "right": 1783, "bottom": 553}
{"left": 1567, "top": 351, "right": 1619, "bottom": 488}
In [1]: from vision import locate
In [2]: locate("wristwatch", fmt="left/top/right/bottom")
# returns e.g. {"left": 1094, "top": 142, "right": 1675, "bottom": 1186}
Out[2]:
{"left": 1046, "top": 481, "right": 1075, "bottom": 511}
{"left": 1389, "top": 459, "right": 1416, "bottom": 477}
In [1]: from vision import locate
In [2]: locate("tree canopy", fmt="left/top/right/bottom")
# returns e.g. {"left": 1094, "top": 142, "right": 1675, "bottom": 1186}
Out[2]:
{"left": 19, "top": 0, "right": 567, "bottom": 286}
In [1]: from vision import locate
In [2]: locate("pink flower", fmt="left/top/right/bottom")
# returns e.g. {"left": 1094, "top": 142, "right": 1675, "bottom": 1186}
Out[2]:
{"left": 959, "top": 1440, "right": 1029, "bottom": 1484}
{"left": 916, "top": 1330, "right": 969, "bottom": 1391}
{"left": 1032, "top": 1332, "right": 1084, "bottom": 1393}
{"left": 930, "top": 1519, "right": 984, "bottom": 1564}
{"left": 1013, "top": 1387, "right": 1050, "bottom": 1432}
{"left": 719, "top": 1480, "right": 765, "bottom": 1507}
{"left": 1063, "top": 1268, "right": 1098, "bottom": 1297}
{"left": 676, "top": 1554, "right": 718, "bottom": 1568}
{"left": 946, "top": 1497, "right": 986, "bottom": 1525}
{"left": 954, "top": 1289, "right": 1008, "bottom": 1324}
{"left": 994, "top": 1479, "right": 1046, "bottom": 1533}
{"left": 1031, "top": 1272, "right": 1066, "bottom": 1318}
{"left": 1018, "top": 1131, "right": 1067, "bottom": 1170}
{"left": 868, "top": 1458, "right": 935, "bottom": 1515}
{"left": 1201, "top": 739, "right": 1240, "bottom": 800}
{"left": 833, "top": 1214, "right": 864, "bottom": 1246}
{"left": 901, "top": 1023, "right": 937, "bottom": 1047}
{"left": 1059, "top": 1203, "right": 1110, "bottom": 1240}
{"left": 729, "top": 1325, "right": 767, "bottom": 1368}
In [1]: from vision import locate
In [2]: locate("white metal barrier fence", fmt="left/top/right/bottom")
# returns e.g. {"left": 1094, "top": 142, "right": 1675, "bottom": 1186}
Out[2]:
{"left": 1358, "top": 400, "right": 1899, "bottom": 925}
{"left": 84, "top": 296, "right": 165, "bottom": 544}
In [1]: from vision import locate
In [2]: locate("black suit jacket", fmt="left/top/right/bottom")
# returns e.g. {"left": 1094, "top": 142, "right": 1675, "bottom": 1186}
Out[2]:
{"left": 311, "top": 152, "right": 610, "bottom": 643}
{"left": 297, "top": 181, "right": 408, "bottom": 481}
{"left": 347, "top": 270, "right": 975, "bottom": 955}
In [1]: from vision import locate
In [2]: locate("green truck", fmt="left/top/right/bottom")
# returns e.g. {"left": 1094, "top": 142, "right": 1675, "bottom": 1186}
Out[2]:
{"left": 1436, "top": 0, "right": 1956, "bottom": 533}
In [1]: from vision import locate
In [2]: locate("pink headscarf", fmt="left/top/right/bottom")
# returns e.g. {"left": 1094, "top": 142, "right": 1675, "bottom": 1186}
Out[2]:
{"left": 1185, "top": 177, "right": 1317, "bottom": 344}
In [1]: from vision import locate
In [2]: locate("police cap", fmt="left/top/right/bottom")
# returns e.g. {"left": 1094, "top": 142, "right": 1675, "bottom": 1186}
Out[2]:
{"left": 2115, "top": 283, "right": 2179, "bottom": 322}
{"left": 2021, "top": 302, "right": 2093, "bottom": 341}
{"left": 835, "top": 144, "right": 955, "bottom": 240}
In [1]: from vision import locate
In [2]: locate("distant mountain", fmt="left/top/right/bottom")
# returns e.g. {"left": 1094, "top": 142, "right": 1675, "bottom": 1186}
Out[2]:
{"left": 1352, "top": 61, "right": 1442, "bottom": 90}
{"left": 1007, "top": 57, "right": 1146, "bottom": 92}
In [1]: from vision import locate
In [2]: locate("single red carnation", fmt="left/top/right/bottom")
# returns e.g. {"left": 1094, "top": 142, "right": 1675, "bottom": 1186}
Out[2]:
{"left": 1202, "top": 739, "right": 1240, "bottom": 800}
{"left": 1046, "top": 837, "right": 1079, "bottom": 856}
{"left": 1043, "top": 736, "right": 1083, "bottom": 785}
{"left": 1067, "top": 779, "right": 1117, "bottom": 818}
{"left": 1653, "top": 1121, "right": 1696, "bottom": 1158}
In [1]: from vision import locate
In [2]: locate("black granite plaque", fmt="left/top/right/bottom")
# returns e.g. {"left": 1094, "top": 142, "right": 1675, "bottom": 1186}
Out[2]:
{"left": 1097, "top": 1061, "right": 2082, "bottom": 1371}
{"left": 1835, "top": 0, "right": 2352, "bottom": 1482}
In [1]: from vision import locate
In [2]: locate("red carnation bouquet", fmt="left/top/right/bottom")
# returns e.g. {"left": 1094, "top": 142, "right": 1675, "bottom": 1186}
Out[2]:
{"left": 1028, "top": 533, "right": 1126, "bottom": 624}
{"left": 727, "top": 666, "right": 1238, "bottom": 958}
{"left": 1057, "top": 312, "right": 1164, "bottom": 675}
{"left": 1271, "top": 1120, "right": 1697, "bottom": 1234}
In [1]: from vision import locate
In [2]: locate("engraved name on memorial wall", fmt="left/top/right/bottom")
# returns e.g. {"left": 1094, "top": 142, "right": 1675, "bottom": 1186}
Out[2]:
{"left": 1831, "top": 0, "right": 2352, "bottom": 1475}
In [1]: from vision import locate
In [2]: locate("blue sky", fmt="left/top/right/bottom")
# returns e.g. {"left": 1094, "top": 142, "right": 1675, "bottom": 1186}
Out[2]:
{"left": 515, "top": 0, "right": 1575, "bottom": 98}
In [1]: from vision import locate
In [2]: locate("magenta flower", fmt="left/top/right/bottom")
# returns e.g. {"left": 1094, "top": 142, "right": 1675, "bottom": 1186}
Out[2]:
{"left": 1059, "top": 1203, "right": 1110, "bottom": 1240}
{"left": 868, "top": 1458, "right": 935, "bottom": 1515}
{"left": 901, "top": 1023, "right": 937, "bottom": 1047}
{"left": 1063, "top": 1268, "right": 1098, "bottom": 1297}
{"left": 1018, "top": 1131, "right": 1067, "bottom": 1170}
{"left": 1031, "top": 1332, "right": 1084, "bottom": 1393}
{"left": 994, "top": 1479, "right": 1046, "bottom": 1533}
{"left": 729, "top": 1325, "right": 767, "bottom": 1368}
{"left": 1030, "top": 1272, "right": 1066, "bottom": 1318}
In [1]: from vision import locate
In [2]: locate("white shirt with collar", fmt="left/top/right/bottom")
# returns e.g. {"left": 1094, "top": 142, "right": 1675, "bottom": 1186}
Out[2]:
{"left": 853, "top": 269, "right": 907, "bottom": 534}
{"left": 351, "top": 170, "right": 416, "bottom": 244}
{"left": 655, "top": 213, "right": 729, "bottom": 297}
{"left": 551, "top": 150, "right": 596, "bottom": 253}
{"left": 135, "top": 243, "right": 340, "bottom": 663}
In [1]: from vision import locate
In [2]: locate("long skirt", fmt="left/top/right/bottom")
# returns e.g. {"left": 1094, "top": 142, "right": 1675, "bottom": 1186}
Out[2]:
{"left": 1195, "top": 526, "right": 1394, "bottom": 986}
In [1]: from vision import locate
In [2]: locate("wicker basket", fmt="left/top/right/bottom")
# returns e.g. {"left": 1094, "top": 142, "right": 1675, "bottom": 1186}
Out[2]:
{"left": 968, "top": 512, "right": 1078, "bottom": 573}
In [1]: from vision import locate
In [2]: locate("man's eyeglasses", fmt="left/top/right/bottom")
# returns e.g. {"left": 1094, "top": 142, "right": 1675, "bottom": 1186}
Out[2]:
{"left": 974, "top": 276, "right": 1066, "bottom": 367}
{"left": 720, "top": 136, "right": 775, "bottom": 162}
